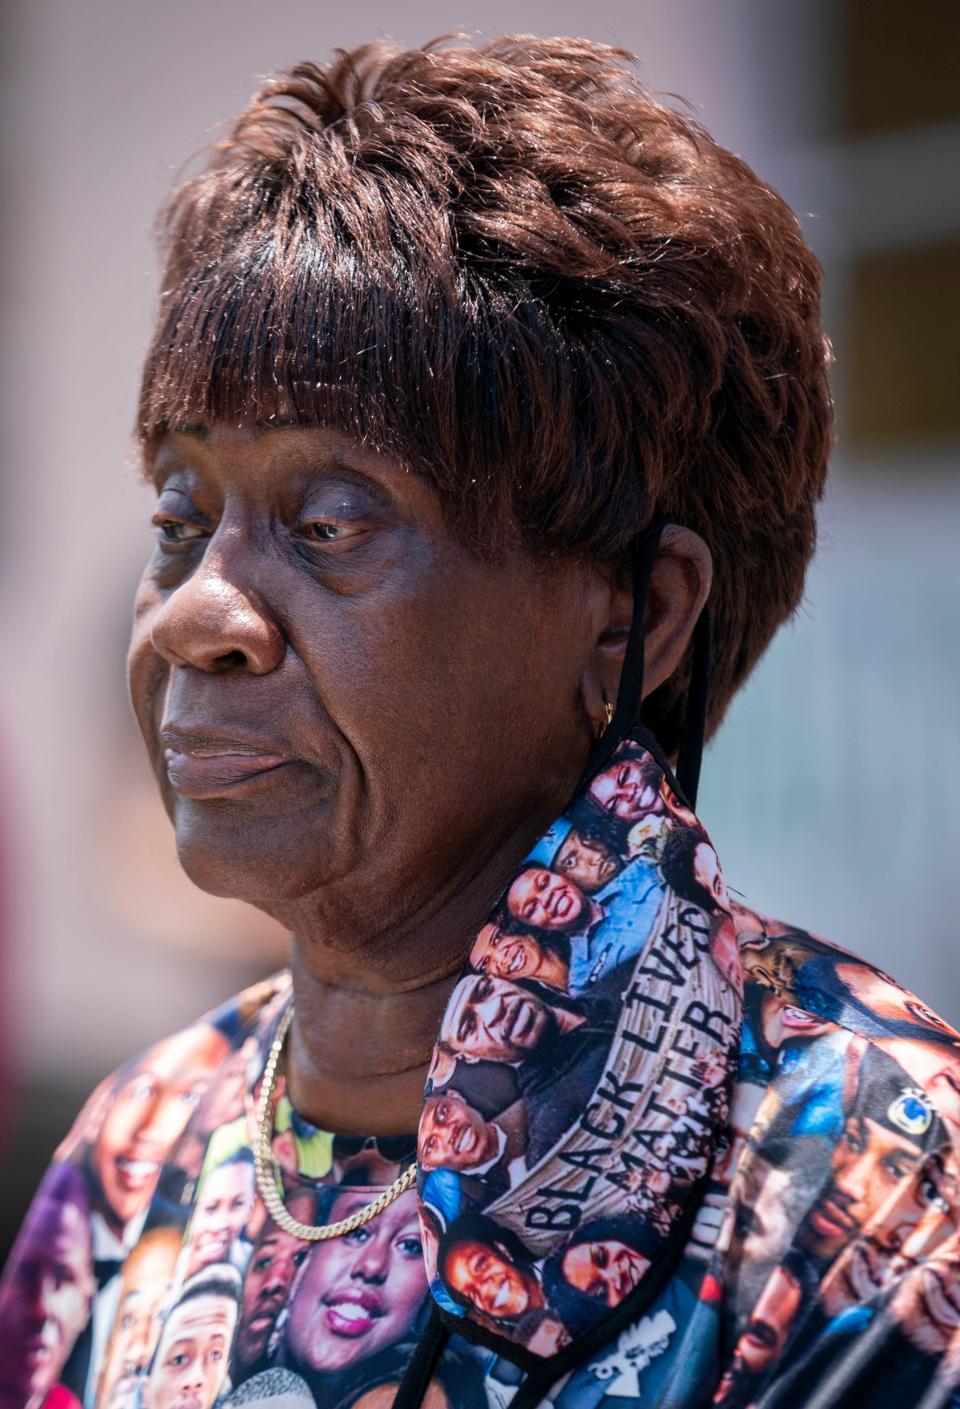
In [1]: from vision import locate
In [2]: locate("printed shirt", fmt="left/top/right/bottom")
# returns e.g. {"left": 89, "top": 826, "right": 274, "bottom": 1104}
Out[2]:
{"left": 3, "top": 732, "right": 960, "bottom": 1409}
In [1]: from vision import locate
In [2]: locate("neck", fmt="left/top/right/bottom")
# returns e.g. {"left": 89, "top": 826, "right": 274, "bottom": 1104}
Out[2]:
{"left": 286, "top": 953, "right": 458, "bottom": 1136}
{"left": 282, "top": 804, "right": 562, "bottom": 1136}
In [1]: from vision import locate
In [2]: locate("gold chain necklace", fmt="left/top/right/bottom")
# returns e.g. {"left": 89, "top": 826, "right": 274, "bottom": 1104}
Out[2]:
{"left": 253, "top": 1004, "right": 418, "bottom": 1241}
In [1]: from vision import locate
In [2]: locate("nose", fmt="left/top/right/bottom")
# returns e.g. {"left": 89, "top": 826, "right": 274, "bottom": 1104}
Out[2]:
{"left": 838, "top": 1155, "right": 872, "bottom": 1210}
{"left": 133, "top": 1091, "right": 192, "bottom": 1155}
{"left": 127, "top": 1318, "right": 151, "bottom": 1371}
{"left": 179, "top": 1356, "right": 204, "bottom": 1395}
{"left": 260, "top": 1268, "right": 286, "bottom": 1301}
{"left": 351, "top": 1233, "right": 390, "bottom": 1284}
{"left": 149, "top": 542, "right": 284, "bottom": 675}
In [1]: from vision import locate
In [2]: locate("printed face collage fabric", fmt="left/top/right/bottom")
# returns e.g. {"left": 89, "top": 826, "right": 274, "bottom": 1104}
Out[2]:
{"left": 2, "top": 736, "right": 959, "bottom": 1409}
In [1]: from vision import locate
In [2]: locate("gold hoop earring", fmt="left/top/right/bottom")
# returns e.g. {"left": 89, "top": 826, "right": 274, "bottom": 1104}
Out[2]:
{"left": 595, "top": 699, "right": 615, "bottom": 740}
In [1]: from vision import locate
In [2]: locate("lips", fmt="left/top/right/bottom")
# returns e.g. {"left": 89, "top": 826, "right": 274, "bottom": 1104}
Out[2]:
{"left": 548, "top": 885, "right": 573, "bottom": 920}
{"left": 503, "top": 996, "right": 537, "bottom": 1047}
{"left": 23, "top": 1335, "right": 54, "bottom": 1366}
{"left": 452, "top": 1120, "right": 477, "bottom": 1157}
{"left": 248, "top": 1306, "right": 277, "bottom": 1335}
{"left": 164, "top": 747, "right": 292, "bottom": 796}
{"left": 845, "top": 1243, "right": 883, "bottom": 1301}
{"left": 810, "top": 1200, "right": 856, "bottom": 1241}
{"left": 491, "top": 1276, "right": 523, "bottom": 1314}
{"left": 505, "top": 944, "right": 527, "bottom": 976}
{"left": 922, "top": 1266, "right": 960, "bottom": 1330}
{"left": 323, "top": 1288, "right": 384, "bottom": 1338}
{"left": 745, "top": 1318, "right": 777, "bottom": 1350}
{"left": 195, "top": 1231, "right": 231, "bottom": 1261}
{"left": 615, "top": 1255, "right": 644, "bottom": 1300}
{"left": 782, "top": 1006, "right": 820, "bottom": 1030}
{"left": 115, "top": 1156, "right": 161, "bottom": 1194}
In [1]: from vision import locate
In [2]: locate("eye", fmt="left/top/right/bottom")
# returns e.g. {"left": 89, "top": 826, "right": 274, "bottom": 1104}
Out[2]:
{"left": 907, "top": 1000, "right": 950, "bottom": 1029}
{"left": 303, "top": 520, "right": 364, "bottom": 542}
{"left": 397, "top": 1235, "right": 422, "bottom": 1257}
{"left": 843, "top": 1121, "right": 866, "bottom": 1153}
{"left": 152, "top": 513, "right": 207, "bottom": 546}
{"left": 298, "top": 494, "right": 373, "bottom": 548}
{"left": 884, "top": 1155, "right": 913, "bottom": 1181}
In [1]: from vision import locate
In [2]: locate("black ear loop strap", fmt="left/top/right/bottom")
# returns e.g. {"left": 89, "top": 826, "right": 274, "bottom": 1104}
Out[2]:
{"left": 574, "top": 516, "right": 712, "bottom": 811}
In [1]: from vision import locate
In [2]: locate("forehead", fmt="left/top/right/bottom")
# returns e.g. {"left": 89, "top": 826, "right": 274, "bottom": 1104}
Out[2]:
{"left": 862, "top": 1116, "right": 921, "bottom": 1153}
{"left": 133, "top": 1024, "right": 225, "bottom": 1081}
{"left": 203, "top": 1161, "right": 252, "bottom": 1193}
{"left": 146, "top": 423, "right": 409, "bottom": 495}
{"left": 444, "top": 978, "right": 477, "bottom": 1030}
{"left": 427, "top": 1089, "right": 465, "bottom": 1118}
{"left": 159, "top": 1294, "right": 235, "bottom": 1345}
{"left": 22, "top": 1198, "right": 87, "bottom": 1255}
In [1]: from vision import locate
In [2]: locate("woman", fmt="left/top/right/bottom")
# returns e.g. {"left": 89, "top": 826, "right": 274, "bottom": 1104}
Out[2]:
{"left": 2, "top": 33, "right": 958, "bottom": 1409}
{"left": 541, "top": 1217, "right": 659, "bottom": 1335}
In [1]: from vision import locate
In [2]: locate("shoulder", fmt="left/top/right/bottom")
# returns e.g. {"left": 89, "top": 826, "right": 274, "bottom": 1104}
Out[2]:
{"left": 55, "top": 969, "right": 290, "bottom": 1162}
{"left": 732, "top": 903, "right": 960, "bottom": 1147}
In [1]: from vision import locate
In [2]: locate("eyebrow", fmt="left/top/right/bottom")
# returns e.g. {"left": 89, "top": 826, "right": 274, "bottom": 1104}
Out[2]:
{"left": 141, "top": 442, "right": 394, "bottom": 510}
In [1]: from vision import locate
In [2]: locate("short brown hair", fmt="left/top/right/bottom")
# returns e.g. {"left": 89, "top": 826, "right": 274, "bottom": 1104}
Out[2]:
{"left": 139, "top": 35, "right": 833, "bottom": 753}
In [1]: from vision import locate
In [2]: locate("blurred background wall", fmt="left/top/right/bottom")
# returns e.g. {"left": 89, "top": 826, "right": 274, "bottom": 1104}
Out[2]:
{"left": 1, "top": 0, "right": 958, "bottom": 1257}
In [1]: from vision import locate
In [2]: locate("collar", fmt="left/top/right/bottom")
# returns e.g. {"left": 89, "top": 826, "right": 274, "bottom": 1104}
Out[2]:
{"left": 418, "top": 729, "right": 743, "bottom": 1361}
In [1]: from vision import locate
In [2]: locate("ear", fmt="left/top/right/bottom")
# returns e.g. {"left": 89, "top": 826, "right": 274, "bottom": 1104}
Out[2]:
{"left": 579, "top": 556, "right": 634, "bottom": 738}
{"left": 642, "top": 525, "right": 713, "bottom": 699}
{"left": 580, "top": 524, "right": 712, "bottom": 729}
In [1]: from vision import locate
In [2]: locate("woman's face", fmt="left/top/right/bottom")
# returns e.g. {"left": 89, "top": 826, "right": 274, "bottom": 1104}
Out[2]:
{"left": 507, "top": 867, "right": 586, "bottom": 932}
{"left": 91, "top": 1025, "right": 229, "bottom": 1234}
{"left": 561, "top": 1238, "right": 649, "bottom": 1307}
{"left": 285, "top": 1190, "right": 426, "bottom": 1372}
{"left": 128, "top": 426, "right": 597, "bottom": 951}
{"left": 445, "top": 1240, "right": 536, "bottom": 1319}
{"left": 588, "top": 760, "right": 660, "bottom": 821}
{"left": 470, "top": 923, "right": 561, "bottom": 986}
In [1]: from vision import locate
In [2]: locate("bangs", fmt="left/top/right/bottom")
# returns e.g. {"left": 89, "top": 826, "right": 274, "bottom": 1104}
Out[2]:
{"left": 137, "top": 123, "right": 646, "bottom": 561}
{"left": 140, "top": 206, "right": 494, "bottom": 512}
{"left": 138, "top": 171, "right": 571, "bottom": 556}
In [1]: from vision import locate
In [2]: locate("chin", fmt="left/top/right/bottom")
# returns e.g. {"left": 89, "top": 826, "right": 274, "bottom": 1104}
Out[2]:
{"left": 173, "top": 803, "right": 344, "bottom": 905}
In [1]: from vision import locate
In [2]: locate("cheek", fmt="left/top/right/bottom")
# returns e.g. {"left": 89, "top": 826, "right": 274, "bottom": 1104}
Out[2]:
{"left": 387, "top": 1262, "right": 428, "bottom": 1319}
{"left": 97, "top": 1107, "right": 135, "bottom": 1163}
{"left": 127, "top": 607, "right": 170, "bottom": 754}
